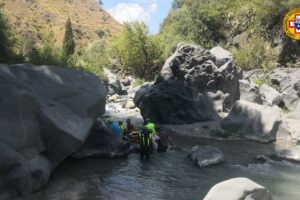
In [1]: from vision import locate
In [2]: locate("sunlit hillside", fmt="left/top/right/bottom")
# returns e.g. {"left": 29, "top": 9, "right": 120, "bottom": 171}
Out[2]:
{"left": 1, "top": 0, "right": 121, "bottom": 46}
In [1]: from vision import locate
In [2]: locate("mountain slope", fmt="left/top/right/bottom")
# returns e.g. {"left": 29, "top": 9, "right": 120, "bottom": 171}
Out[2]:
{"left": 1, "top": 0, "right": 121, "bottom": 46}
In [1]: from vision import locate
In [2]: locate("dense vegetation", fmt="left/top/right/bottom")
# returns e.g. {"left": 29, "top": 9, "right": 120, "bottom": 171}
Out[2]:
{"left": 159, "top": 0, "right": 300, "bottom": 70}
{"left": 1, "top": 0, "right": 300, "bottom": 82}
{"left": 109, "top": 22, "right": 163, "bottom": 80}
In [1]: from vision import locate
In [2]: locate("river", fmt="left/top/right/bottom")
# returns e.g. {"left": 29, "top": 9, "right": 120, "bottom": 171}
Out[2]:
{"left": 16, "top": 135, "right": 300, "bottom": 200}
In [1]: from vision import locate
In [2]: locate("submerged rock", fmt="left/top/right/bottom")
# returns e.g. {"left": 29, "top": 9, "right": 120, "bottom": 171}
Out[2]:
{"left": 134, "top": 44, "right": 242, "bottom": 124}
{"left": 274, "top": 147, "right": 300, "bottom": 162}
{"left": 0, "top": 64, "right": 106, "bottom": 195}
{"left": 204, "top": 177, "right": 273, "bottom": 200}
{"left": 188, "top": 146, "right": 224, "bottom": 168}
{"left": 221, "top": 100, "right": 289, "bottom": 143}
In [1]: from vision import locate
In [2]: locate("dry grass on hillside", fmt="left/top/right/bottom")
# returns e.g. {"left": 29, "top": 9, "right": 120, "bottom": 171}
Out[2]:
{"left": 2, "top": 0, "right": 121, "bottom": 47}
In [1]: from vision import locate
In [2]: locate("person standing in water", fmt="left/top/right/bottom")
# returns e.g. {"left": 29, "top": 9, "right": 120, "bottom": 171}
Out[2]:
{"left": 140, "top": 118, "right": 156, "bottom": 159}
{"left": 155, "top": 128, "right": 175, "bottom": 153}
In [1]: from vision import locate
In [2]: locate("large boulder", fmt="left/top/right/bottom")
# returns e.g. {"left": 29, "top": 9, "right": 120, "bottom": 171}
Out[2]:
{"left": 239, "top": 80, "right": 263, "bottom": 104}
{"left": 0, "top": 64, "right": 106, "bottom": 195}
{"left": 204, "top": 177, "right": 273, "bottom": 200}
{"left": 188, "top": 146, "right": 224, "bottom": 168}
{"left": 269, "top": 68, "right": 300, "bottom": 111}
{"left": 134, "top": 44, "right": 242, "bottom": 124}
{"left": 71, "top": 118, "right": 130, "bottom": 159}
{"left": 103, "top": 68, "right": 125, "bottom": 95}
{"left": 259, "top": 84, "right": 282, "bottom": 106}
{"left": 221, "top": 100, "right": 289, "bottom": 143}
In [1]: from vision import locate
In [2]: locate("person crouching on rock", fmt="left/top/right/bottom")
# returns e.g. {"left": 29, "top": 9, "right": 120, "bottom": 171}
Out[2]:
{"left": 108, "top": 119, "right": 122, "bottom": 139}
{"left": 140, "top": 125, "right": 152, "bottom": 160}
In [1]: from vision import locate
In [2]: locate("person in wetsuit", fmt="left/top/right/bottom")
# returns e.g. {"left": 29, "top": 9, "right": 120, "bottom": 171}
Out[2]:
{"left": 156, "top": 129, "right": 175, "bottom": 153}
{"left": 140, "top": 118, "right": 156, "bottom": 159}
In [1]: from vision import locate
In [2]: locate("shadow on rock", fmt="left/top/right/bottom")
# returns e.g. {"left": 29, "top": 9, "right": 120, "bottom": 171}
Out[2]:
{"left": 71, "top": 119, "right": 130, "bottom": 159}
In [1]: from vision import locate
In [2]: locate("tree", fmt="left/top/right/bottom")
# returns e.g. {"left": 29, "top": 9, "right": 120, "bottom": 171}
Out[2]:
{"left": 63, "top": 17, "right": 75, "bottom": 56}
{"left": 110, "top": 22, "right": 163, "bottom": 80}
{"left": 0, "top": 9, "right": 11, "bottom": 61}
{"left": 96, "top": 0, "right": 103, "bottom": 6}
{"left": 172, "top": 0, "right": 185, "bottom": 9}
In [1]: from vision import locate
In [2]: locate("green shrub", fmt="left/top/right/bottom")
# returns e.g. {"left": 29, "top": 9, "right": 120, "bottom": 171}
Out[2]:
{"left": 109, "top": 22, "right": 163, "bottom": 80}
{"left": 233, "top": 36, "right": 277, "bottom": 70}
{"left": 133, "top": 78, "right": 145, "bottom": 87}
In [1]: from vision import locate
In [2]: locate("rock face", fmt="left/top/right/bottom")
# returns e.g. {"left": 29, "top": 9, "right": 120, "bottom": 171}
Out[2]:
{"left": 243, "top": 69, "right": 266, "bottom": 84}
{"left": 270, "top": 68, "right": 300, "bottom": 111}
{"left": 239, "top": 80, "right": 263, "bottom": 104}
{"left": 103, "top": 68, "right": 125, "bottom": 95}
{"left": 188, "top": 146, "right": 224, "bottom": 168}
{"left": 134, "top": 44, "right": 242, "bottom": 124}
{"left": 204, "top": 177, "right": 273, "bottom": 200}
{"left": 274, "top": 147, "right": 300, "bottom": 162}
{"left": 259, "top": 84, "right": 282, "bottom": 106}
{"left": 221, "top": 100, "right": 289, "bottom": 143}
{"left": 0, "top": 64, "right": 106, "bottom": 195}
{"left": 71, "top": 119, "right": 130, "bottom": 159}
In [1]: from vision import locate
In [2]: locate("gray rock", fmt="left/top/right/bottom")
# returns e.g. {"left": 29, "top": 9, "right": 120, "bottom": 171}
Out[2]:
{"left": 243, "top": 69, "right": 266, "bottom": 84}
{"left": 259, "top": 84, "right": 282, "bottom": 106}
{"left": 71, "top": 119, "right": 130, "bottom": 159}
{"left": 286, "top": 102, "right": 300, "bottom": 119}
{"left": 207, "top": 91, "right": 230, "bottom": 113}
{"left": 127, "top": 85, "right": 141, "bottom": 99}
{"left": 188, "top": 146, "right": 224, "bottom": 168}
{"left": 269, "top": 68, "right": 288, "bottom": 86}
{"left": 239, "top": 80, "right": 263, "bottom": 104}
{"left": 103, "top": 68, "right": 125, "bottom": 95}
{"left": 269, "top": 68, "right": 300, "bottom": 111}
{"left": 282, "top": 117, "right": 300, "bottom": 142}
{"left": 221, "top": 101, "right": 289, "bottom": 143}
{"left": 204, "top": 177, "right": 273, "bottom": 200}
{"left": 120, "top": 75, "right": 133, "bottom": 87}
{"left": 275, "top": 147, "right": 300, "bottom": 162}
{"left": 134, "top": 44, "right": 242, "bottom": 124}
{"left": 135, "top": 79, "right": 218, "bottom": 124}
{"left": 210, "top": 46, "right": 233, "bottom": 66}
{"left": 0, "top": 64, "right": 106, "bottom": 195}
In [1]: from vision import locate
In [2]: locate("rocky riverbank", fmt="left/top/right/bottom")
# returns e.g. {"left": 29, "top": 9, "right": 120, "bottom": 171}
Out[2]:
{"left": 2, "top": 43, "right": 300, "bottom": 199}
{"left": 0, "top": 64, "right": 129, "bottom": 198}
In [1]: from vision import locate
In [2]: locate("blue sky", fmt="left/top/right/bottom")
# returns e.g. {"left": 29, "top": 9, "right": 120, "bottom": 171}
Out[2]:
{"left": 102, "top": 0, "right": 172, "bottom": 34}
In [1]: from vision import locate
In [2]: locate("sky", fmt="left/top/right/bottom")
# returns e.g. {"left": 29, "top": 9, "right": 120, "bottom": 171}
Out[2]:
{"left": 102, "top": 0, "right": 172, "bottom": 34}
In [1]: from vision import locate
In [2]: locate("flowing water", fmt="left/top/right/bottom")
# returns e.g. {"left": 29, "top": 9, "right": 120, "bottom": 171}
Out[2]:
{"left": 17, "top": 136, "right": 300, "bottom": 200}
